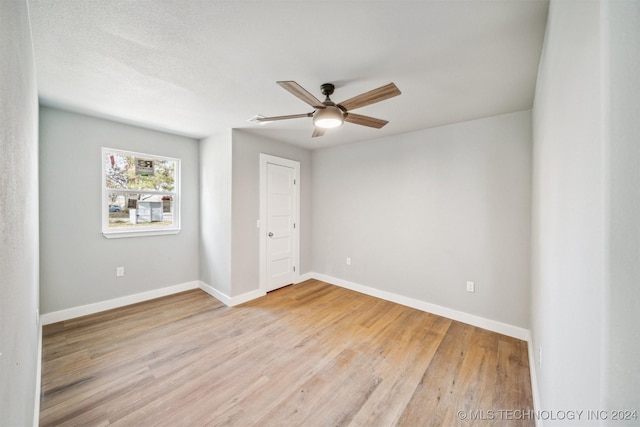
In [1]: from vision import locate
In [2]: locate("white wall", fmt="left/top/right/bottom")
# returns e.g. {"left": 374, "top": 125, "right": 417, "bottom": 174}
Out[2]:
{"left": 312, "top": 110, "right": 532, "bottom": 329}
{"left": 199, "top": 130, "right": 233, "bottom": 296}
{"left": 603, "top": 0, "right": 640, "bottom": 414}
{"left": 0, "top": 0, "right": 40, "bottom": 424}
{"left": 39, "top": 107, "right": 200, "bottom": 314}
{"left": 530, "top": 0, "right": 610, "bottom": 419}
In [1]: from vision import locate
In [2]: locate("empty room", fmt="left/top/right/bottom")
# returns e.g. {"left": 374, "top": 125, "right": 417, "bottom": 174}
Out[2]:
{"left": 1, "top": 0, "right": 638, "bottom": 426}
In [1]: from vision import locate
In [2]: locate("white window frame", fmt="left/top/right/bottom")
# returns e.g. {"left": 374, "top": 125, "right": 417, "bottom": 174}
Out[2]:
{"left": 102, "top": 147, "right": 181, "bottom": 239}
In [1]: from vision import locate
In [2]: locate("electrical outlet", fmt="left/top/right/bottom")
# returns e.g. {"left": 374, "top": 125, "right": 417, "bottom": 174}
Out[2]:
{"left": 466, "top": 281, "right": 475, "bottom": 293}
{"left": 116, "top": 266, "right": 125, "bottom": 277}
{"left": 346, "top": 257, "right": 351, "bottom": 265}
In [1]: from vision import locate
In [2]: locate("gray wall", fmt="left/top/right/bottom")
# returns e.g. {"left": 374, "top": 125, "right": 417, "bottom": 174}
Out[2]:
{"left": 0, "top": 0, "right": 40, "bottom": 424}
{"left": 199, "top": 129, "right": 312, "bottom": 298}
{"left": 531, "top": 0, "right": 640, "bottom": 419}
{"left": 231, "top": 130, "right": 312, "bottom": 296}
{"left": 39, "top": 107, "right": 200, "bottom": 314}
{"left": 604, "top": 0, "right": 640, "bottom": 412}
{"left": 312, "top": 110, "right": 532, "bottom": 328}
{"left": 531, "top": 0, "right": 604, "bottom": 412}
{"left": 199, "top": 130, "right": 233, "bottom": 296}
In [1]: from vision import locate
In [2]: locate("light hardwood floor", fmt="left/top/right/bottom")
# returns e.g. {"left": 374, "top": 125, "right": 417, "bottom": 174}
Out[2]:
{"left": 40, "top": 279, "right": 533, "bottom": 426}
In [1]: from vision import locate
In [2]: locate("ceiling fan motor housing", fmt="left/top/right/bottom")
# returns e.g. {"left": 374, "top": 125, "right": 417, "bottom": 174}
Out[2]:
{"left": 320, "top": 83, "right": 335, "bottom": 97}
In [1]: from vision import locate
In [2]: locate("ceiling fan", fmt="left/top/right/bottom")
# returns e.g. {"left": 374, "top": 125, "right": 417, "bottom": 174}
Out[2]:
{"left": 252, "top": 81, "right": 401, "bottom": 137}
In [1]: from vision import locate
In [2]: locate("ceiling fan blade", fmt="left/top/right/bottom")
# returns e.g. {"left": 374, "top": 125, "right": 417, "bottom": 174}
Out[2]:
{"left": 277, "top": 81, "right": 324, "bottom": 108}
{"left": 338, "top": 83, "right": 401, "bottom": 112}
{"left": 312, "top": 127, "right": 326, "bottom": 138}
{"left": 252, "top": 112, "right": 313, "bottom": 123}
{"left": 344, "top": 113, "right": 389, "bottom": 129}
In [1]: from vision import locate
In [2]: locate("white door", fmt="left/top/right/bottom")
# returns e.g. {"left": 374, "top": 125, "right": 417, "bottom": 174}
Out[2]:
{"left": 260, "top": 155, "right": 299, "bottom": 292}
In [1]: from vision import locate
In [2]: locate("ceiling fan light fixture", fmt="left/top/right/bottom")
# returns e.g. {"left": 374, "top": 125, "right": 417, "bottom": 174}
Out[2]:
{"left": 313, "top": 105, "right": 344, "bottom": 129}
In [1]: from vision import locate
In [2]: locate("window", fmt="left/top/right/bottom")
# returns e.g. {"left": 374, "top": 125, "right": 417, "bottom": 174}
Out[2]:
{"left": 102, "top": 148, "right": 180, "bottom": 238}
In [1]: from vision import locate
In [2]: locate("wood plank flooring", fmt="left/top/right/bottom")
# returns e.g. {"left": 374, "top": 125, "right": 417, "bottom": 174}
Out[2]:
{"left": 40, "top": 280, "right": 533, "bottom": 426}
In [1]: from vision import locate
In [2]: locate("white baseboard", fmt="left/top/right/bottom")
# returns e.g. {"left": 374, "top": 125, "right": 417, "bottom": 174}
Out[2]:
{"left": 230, "top": 288, "right": 266, "bottom": 306}
{"left": 309, "top": 272, "right": 531, "bottom": 341}
{"left": 527, "top": 334, "right": 542, "bottom": 427}
{"left": 33, "top": 322, "right": 42, "bottom": 427}
{"left": 198, "top": 281, "right": 266, "bottom": 307}
{"left": 199, "top": 274, "right": 315, "bottom": 307}
{"left": 40, "top": 281, "right": 200, "bottom": 325}
{"left": 296, "top": 272, "right": 315, "bottom": 283}
{"left": 198, "top": 281, "right": 230, "bottom": 305}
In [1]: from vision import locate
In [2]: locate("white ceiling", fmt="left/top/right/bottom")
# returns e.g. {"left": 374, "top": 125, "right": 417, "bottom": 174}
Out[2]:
{"left": 28, "top": 0, "right": 548, "bottom": 149}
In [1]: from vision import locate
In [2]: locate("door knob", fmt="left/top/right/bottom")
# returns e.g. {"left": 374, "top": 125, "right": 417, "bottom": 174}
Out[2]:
{"left": 268, "top": 232, "right": 273, "bottom": 237}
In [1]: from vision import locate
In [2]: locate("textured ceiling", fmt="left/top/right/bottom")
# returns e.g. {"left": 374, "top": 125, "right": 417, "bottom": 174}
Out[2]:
{"left": 28, "top": 0, "right": 548, "bottom": 149}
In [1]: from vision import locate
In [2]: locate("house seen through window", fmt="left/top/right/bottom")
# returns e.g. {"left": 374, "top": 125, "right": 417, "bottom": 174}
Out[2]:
{"left": 102, "top": 148, "right": 180, "bottom": 238}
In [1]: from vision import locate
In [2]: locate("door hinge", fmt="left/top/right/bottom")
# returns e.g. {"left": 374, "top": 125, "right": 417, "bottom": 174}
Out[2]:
{"left": 293, "top": 223, "right": 296, "bottom": 229}
{"left": 293, "top": 266, "right": 296, "bottom": 272}
{"left": 293, "top": 179, "right": 296, "bottom": 185}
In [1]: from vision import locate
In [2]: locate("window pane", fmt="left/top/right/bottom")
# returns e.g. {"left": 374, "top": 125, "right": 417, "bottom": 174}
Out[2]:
{"left": 104, "top": 152, "right": 176, "bottom": 191}
{"left": 107, "top": 193, "right": 174, "bottom": 229}
{"left": 103, "top": 148, "right": 180, "bottom": 237}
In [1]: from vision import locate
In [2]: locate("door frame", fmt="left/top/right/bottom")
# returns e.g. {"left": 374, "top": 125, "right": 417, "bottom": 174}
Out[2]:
{"left": 259, "top": 154, "right": 300, "bottom": 294}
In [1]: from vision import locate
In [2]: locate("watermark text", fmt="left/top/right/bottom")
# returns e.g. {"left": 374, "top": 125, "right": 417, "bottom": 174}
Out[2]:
{"left": 457, "top": 409, "right": 638, "bottom": 422}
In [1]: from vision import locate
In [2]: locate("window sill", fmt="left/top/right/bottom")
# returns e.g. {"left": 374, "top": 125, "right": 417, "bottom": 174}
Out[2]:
{"left": 102, "top": 228, "right": 181, "bottom": 239}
